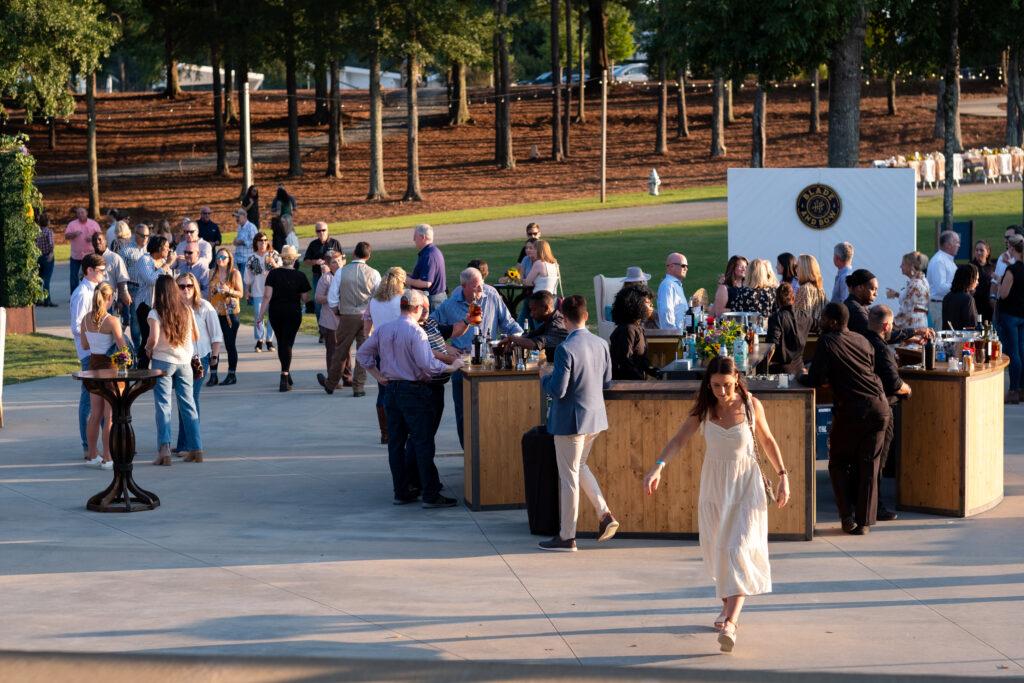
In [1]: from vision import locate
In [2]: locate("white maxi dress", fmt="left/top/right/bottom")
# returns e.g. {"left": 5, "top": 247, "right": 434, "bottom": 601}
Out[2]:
{"left": 697, "top": 400, "right": 773, "bottom": 600}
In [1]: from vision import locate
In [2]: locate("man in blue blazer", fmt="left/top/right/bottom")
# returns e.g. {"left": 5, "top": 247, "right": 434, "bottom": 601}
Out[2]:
{"left": 539, "top": 295, "right": 620, "bottom": 552}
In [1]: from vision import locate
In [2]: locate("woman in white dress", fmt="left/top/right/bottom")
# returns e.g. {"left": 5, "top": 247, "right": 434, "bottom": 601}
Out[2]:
{"left": 643, "top": 356, "right": 790, "bottom": 652}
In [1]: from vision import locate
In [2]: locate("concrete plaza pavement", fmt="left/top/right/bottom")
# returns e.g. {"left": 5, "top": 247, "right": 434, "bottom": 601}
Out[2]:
{"left": 4, "top": 290, "right": 1024, "bottom": 676}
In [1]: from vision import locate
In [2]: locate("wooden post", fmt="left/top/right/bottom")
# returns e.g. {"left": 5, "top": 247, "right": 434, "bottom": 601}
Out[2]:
{"left": 600, "top": 68, "right": 607, "bottom": 203}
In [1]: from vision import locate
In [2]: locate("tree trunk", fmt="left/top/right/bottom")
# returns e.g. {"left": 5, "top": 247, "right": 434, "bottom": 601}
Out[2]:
{"left": 711, "top": 72, "right": 727, "bottom": 158}
{"left": 163, "top": 28, "right": 180, "bottom": 99}
{"left": 809, "top": 66, "right": 820, "bottom": 133}
{"left": 725, "top": 80, "right": 735, "bottom": 124}
{"left": 86, "top": 72, "right": 100, "bottom": 218}
{"left": 367, "top": 31, "right": 388, "bottom": 200}
{"left": 403, "top": 53, "right": 423, "bottom": 201}
{"left": 211, "top": 42, "right": 228, "bottom": 176}
{"left": 285, "top": 36, "right": 302, "bottom": 177}
{"left": 655, "top": 58, "right": 668, "bottom": 154}
{"left": 550, "top": 0, "right": 563, "bottom": 161}
{"left": 223, "top": 62, "right": 237, "bottom": 124}
{"left": 48, "top": 118, "right": 57, "bottom": 150}
{"left": 1007, "top": 47, "right": 1022, "bottom": 147}
{"left": 119, "top": 57, "right": 128, "bottom": 92}
{"left": 751, "top": 83, "right": 766, "bottom": 168}
{"left": 562, "top": 0, "right": 572, "bottom": 155}
{"left": 327, "top": 59, "right": 341, "bottom": 178}
{"left": 941, "top": 0, "right": 960, "bottom": 230}
{"left": 676, "top": 69, "right": 689, "bottom": 138}
{"left": 235, "top": 62, "right": 248, "bottom": 167}
{"left": 449, "top": 61, "right": 471, "bottom": 125}
{"left": 587, "top": 0, "right": 607, "bottom": 86}
{"left": 886, "top": 71, "right": 897, "bottom": 116}
{"left": 495, "top": 0, "right": 515, "bottom": 170}
{"left": 577, "top": 5, "right": 586, "bottom": 122}
{"left": 314, "top": 61, "right": 330, "bottom": 125}
{"left": 827, "top": 0, "right": 866, "bottom": 167}
{"left": 933, "top": 79, "right": 945, "bottom": 138}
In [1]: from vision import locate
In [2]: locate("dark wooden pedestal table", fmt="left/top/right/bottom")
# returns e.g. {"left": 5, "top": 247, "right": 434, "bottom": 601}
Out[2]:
{"left": 73, "top": 369, "right": 164, "bottom": 512}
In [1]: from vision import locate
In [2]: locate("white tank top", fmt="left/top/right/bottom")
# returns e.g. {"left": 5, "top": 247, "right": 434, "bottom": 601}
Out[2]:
{"left": 85, "top": 315, "right": 114, "bottom": 354}
{"left": 533, "top": 262, "right": 560, "bottom": 295}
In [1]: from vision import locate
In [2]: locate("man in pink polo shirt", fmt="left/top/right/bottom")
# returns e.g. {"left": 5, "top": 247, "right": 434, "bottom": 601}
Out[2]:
{"left": 65, "top": 207, "right": 101, "bottom": 295}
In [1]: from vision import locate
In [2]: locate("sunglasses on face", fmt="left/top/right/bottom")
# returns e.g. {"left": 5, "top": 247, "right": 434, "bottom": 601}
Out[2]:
{"left": 184, "top": 251, "right": 194, "bottom": 256}
{"left": 178, "top": 283, "right": 194, "bottom": 290}
{"left": 216, "top": 255, "right": 229, "bottom": 261}
{"left": 316, "top": 230, "right": 327, "bottom": 234}
{"left": 527, "top": 233, "right": 539, "bottom": 237}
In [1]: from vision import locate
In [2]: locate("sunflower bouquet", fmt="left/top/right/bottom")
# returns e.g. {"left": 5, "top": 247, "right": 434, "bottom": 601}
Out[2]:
{"left": 696, "top": 320, "right": 744, "bottom": 361}
{"left": 502, "top": 267, "right": 522, "bottom": 284}
{"left": 110, "top": 345, "right": 134, "bottom": 374}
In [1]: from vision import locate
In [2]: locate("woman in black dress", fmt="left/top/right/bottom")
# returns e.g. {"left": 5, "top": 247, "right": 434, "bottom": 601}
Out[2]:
{"left": 712, "top": 255, "right": 748, "bottom": 316}
{"left": 942, "top": 263, "right": 979, "bottom": 330}
{"left": 241, "top": 185, "right": 260, "bottom": 228}
{"left": 609, "top": 286, "right": 661, "bottom": 380}
{"left": 256, "top": 245, "right": 311, "bottom": 391}
{"left": 732, "top": 258, "right": 778, "bottom": 318}
{"left": 970, "top": 240, "right": 995, "bottom": 322}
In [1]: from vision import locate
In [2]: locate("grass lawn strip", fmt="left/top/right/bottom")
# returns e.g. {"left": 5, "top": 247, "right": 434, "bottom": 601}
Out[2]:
{"left": 3, "top": 333, "right": 80, "bottom": 386}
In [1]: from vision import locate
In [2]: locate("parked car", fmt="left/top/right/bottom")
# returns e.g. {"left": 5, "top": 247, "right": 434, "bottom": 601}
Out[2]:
{"left": 612, "top": 63, "right": 649, "bottom": 83}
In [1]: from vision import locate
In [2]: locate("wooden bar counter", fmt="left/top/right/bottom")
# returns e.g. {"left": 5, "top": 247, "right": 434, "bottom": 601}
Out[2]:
{"left": 896, "top": 356, "right": 1007, "bottom": 517}
{"left": 461, "top": 363, "right": 545, "bottom": 510}
{"left": 577, "top": 380, "right": 816, "bottom": 541}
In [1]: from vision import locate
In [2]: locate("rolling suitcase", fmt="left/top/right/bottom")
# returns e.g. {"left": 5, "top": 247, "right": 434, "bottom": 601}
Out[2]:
{"left": 521, "top": 425, "right": 560, "bottom": 536}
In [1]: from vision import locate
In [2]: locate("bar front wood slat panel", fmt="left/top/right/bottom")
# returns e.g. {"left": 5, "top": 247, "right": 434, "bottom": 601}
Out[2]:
{"left": 578, "top": 386, "right": 814, "bottom": 540}
{"left": 897, "top": 356, "right": 1007, "bottom": 517}
{"left": 965, "top": 371, "right": 1004, "bottom": 515}
{"left": 463, "top": 372, "right": 544, "bottom": 510}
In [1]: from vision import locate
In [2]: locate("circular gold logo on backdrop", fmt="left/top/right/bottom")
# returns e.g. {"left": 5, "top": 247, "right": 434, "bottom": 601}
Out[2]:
{"left": 796, "top": 184, "right": 842, "bottom": 229}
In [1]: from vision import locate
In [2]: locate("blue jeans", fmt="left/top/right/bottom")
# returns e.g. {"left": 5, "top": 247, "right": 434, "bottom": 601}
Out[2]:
{"left": 151, "top": 359, "right": 202, "bottom": 451}
{"left": 78, "top": 357, "right": 90, "bottom": 451}
{"left": 998, "top": 312, "right": 1024, "bottom": 391}
{"left": 127, "top": 298, "right": 142, "bottom": 349}
{"left": 384, "top": 381, "right": 442, "bottom": 500}
{"left": 69, "top": 258, "right": 82, "bottom": 295}
{"left": 176, "top": 354, "right": 209, "bottom": 451}
{"left": 38, "top": 255, "right": 55, "bottom": 303}
{"left": 251, "top": 296, "right": 275, "bottom": 342}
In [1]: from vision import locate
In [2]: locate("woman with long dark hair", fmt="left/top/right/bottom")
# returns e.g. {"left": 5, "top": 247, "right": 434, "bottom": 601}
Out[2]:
{"left": 208, "top": 247, "right": 243, "bottom": 386}
{"left": 609, "top": 285, "right": 660, "bottom": 380}
{"left": 174, "top": 272, "right": 222, "bottom": 460}
{"left": 942, "top": 263, "right": 980, "bottom": 330}
{"left": 712, "top": 256, "right": 748, "bottom": 316}
{"left": 971, "top": 240, "right": 995, "bottom": 322}
{"left": 271, "top": 184, "right": 297, "bottom": 232}
{"left": 644, "top": 356, "right": 790, "bottom": 652}
{"left": 241, "top": 185, "right": 260, "bottom": 228}
{"left": 776, "top": 252, "right": 799, "bottom": 291}
{"left": 244, "top": 233, "right": 276, "bottom": 352}
{"left": 997, "top": 234, "right": 1024, "bottom": 404}
{"left": 146, "top": 275, "right": 201, "bottom": 465}
{"left": 257, "top": 245, "right": 311, "bottom": 391}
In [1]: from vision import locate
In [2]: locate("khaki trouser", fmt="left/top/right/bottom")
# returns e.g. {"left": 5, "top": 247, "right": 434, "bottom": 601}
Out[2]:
{"left": 327, "top": 314, "right": 366, "bottom": 391}
{"left": 554, "top": 432, "right": 610, "bottom": 540}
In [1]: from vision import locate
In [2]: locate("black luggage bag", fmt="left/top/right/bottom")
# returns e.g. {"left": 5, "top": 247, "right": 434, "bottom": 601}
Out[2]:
{"left": 521, "top": 425, "right": 560, "bottom": 536}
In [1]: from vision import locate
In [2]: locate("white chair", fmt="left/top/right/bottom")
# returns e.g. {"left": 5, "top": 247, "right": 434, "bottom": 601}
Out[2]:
{"left": 999, "top": 153, "right": 1013, "bottom": 182}
{"left": 593, "top": 274, "right": 626, "bottom": 341}
{"left": 872, "top": 160, "right": 888, "bottom": 168}
{"left": 933, "top": 153, "right": 945, "bottom": 183}
{"left": 952, "top": 153, "right": 963, "bottom": 186}
{"left": 921, "top": 158, "right": 936, "bottom": 189}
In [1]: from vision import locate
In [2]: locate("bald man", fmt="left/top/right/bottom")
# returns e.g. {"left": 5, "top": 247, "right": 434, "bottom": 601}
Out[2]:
{"left": 657, "top": 252, "right": 689, "bottom": 330}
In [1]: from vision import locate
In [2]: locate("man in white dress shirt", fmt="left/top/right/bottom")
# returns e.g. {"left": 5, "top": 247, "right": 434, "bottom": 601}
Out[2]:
{"left": 927, "top": 230, "right": 960, "bottom": 326}
{"left": 70, "top": 254, "right": 107, "bottom": 459}
{"left": 657, "top": 252, "right": 688, "bottom": 330}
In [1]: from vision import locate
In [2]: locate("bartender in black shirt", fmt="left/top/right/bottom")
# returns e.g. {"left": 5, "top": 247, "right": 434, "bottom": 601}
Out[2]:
{"left": 865, "top": 305, "right": 912, "bottom": 522}
{"left": 766, "top": 282, "right": 811, "bottom": 374}
{"left": 844, "top": 269, "right": 932, "bottom": 344}
{"left": 799, "top": 303, "right": 889, "bottom": 535}
{"left": 500, "top": 291, "right": 569, "bottom": 361}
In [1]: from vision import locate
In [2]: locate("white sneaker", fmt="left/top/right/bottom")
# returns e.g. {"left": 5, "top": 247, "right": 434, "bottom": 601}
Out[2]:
{"left": 100, "top": 460, "right": 114, "bottom": 470}
{"left": 84, "top": 456, "right": 103, "bottom": 467}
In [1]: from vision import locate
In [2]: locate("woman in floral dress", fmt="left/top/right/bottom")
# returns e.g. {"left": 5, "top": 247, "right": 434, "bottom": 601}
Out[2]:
{"left": 887, "top": 251, "right": 930, "bottom": 329}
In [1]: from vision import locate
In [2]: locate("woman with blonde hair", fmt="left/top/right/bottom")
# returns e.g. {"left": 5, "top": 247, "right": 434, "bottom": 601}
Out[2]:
{"left": 733, "top": 258, "right": 778, "bottom": 317}
{"left": 887, "top": 250, "right": 930, "bottom": 329}
{"left": 257, "top": 245, "right": 311, "bottom": 391}
{"left": 173, "top": 272, "right": 223, "bottom": 459}
{"left": 147, "top": 274, "right": 202, "bottom": 465}
{"left": 80, "top": 282, "right": 128, "bottom": 469}
{"left": 794, "top": 254, "right": 827, "bottom": 329}
{"left": 208, "top": 247, "right": 244, "bottom": 386}
{"left": 523, "top": 239, "right": 560, "bottom": 295}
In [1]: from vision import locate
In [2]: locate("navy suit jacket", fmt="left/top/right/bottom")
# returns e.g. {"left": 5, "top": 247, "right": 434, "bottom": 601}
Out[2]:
{"left": 542, "top": 328, "right": 612, "bottom": 436}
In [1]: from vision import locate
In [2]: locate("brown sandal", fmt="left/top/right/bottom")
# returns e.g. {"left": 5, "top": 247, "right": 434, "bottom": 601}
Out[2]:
{"left": 183, "top": 450, "right": 204, "bottom": 463}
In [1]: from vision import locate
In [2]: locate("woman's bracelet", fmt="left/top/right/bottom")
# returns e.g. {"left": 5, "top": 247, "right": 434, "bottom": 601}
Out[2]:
{"left": 655, "top": 459, "right": 666, "bottom": 467}
{"left": 778, "top": 469, "right": 788, "bottom": 477}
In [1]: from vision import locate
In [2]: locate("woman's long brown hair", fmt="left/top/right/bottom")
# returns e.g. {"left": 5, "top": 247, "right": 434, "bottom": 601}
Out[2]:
{"left": 153, "top": 274, "right": 191, "bottom": 348}
{"left": 212, "top": 247, "right": 236, "bottom": 279}
{"left": 724, "top": 255, "right": 748, "bottom": 287}
{"left": 691, "top": 355, "right": 750, "bottom": 423}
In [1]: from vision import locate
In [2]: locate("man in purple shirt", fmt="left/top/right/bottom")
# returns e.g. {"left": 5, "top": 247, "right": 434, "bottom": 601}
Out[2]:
{"left": 358, "top": 289, "right": 464, "bottom": 507}
{"left": 405, "top": 224, "right": 447, "bottom": 309}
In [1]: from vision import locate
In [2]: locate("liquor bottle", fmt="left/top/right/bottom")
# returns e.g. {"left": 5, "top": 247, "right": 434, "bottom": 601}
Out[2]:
{"left": 745, "top": 325, "right": 755, "bottom": 355}
{"left": 472, "top": 333, "right": 483, "bottom": 365}
{"left": 924, "top": 336, "right": 936, "bottom": 370}
{"left": 719, "top": 343, "right": 728, "bottom": 358}
{"left": 732, "top": 335, "right": 748, "bottom": 372}
{"left": 684, "top": 307, "right": 695, "bottom": 334}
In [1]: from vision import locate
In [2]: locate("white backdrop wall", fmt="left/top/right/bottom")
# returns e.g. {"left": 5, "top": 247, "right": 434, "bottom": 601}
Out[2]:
{"left": 727, "top": 168, "right": 917, "bottom": 304}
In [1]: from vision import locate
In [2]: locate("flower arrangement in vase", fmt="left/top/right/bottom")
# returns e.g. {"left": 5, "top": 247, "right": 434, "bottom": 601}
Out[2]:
{"left": 500, "top": 267, "right": 522, "bottom": 284}
{"left": 110, "top": 346, "right": 134, "bottom": 376}
{"left": 696, "top": 320, "right": 744, "bottom": 361}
